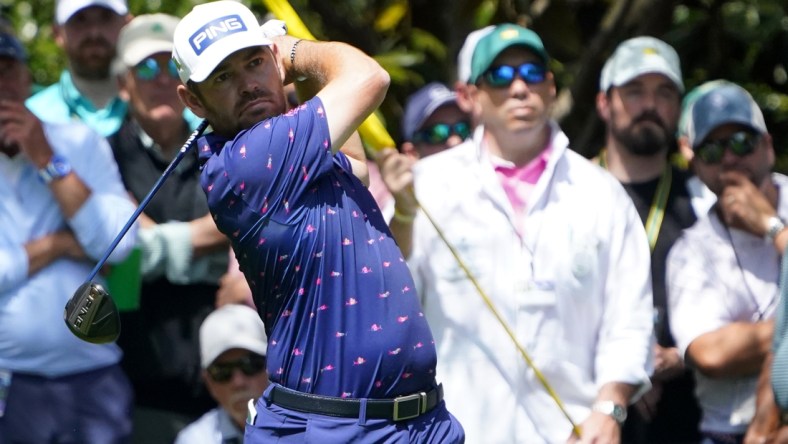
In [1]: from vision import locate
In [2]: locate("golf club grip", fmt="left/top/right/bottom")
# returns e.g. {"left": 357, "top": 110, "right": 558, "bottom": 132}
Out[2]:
{"left": 84, "top": 119, "right": 210, "bottom": 282}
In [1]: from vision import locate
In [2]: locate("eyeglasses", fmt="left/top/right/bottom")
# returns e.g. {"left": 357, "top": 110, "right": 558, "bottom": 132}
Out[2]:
{"left": 413, "top": 121, "right": 471, "bottom": 144}
{"left": 696, "top": 131, "right": 760, "bottom": 164}
{"left": 206, "top": 353, "right": 266, "bottom": 383}
{"left": 133, "top": 57, "right": 179, "bottom": 81}
{"left": 482, "top": 62, "right": 547, "bottom": 88}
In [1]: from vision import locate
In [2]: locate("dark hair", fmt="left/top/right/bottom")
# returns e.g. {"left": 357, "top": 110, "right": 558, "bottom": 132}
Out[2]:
{"left": 186, "top": 79, "right": 203, "bottom": 101}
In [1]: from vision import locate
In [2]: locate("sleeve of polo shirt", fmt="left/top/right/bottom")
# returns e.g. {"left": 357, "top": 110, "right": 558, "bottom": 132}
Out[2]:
{"left": 0, "top": 244, "right": 28, "bottom": 293}
{"left": 223, "top": 97, "right": 334, "bottom": 218}
{"left": 667, "top": 233, "right": 730, "bottom": 358}
{"left": 55, "top": 125, "right": 137, "bottom": 264}
{"left": 138, "top": 222, "right": 228, "bottom": 285}
{"left": 595, "top": 190, "right": 654, "bottom": 393}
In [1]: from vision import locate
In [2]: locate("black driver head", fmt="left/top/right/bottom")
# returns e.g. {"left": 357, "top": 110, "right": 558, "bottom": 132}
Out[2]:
{"left": 64, "top": 282, "right": 120, "bottom": 344}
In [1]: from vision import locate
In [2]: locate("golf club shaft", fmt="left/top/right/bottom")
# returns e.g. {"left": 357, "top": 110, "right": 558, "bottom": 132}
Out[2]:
{"left": 84, "top": 120, "right": 210, "bottom": 283}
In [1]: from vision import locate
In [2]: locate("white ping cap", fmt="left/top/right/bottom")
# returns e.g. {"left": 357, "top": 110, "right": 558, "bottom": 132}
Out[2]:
{"left": 172, "top": 1, "right": 272, "bottom": 84}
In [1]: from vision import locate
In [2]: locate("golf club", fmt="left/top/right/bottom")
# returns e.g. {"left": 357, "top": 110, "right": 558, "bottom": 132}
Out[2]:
{"left": 64, "top": 119, "right": 210, "bottom": 344}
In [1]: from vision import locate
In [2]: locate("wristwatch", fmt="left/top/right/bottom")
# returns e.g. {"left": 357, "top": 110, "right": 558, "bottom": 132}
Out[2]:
{"left": 765, "top": 215, "right": 786, "bottom": 242}
{"left": 592, "top": 400, "right": 627, "bottom": 425}
{"left": 38, "top": 154, "right": 72, "bottom": 184}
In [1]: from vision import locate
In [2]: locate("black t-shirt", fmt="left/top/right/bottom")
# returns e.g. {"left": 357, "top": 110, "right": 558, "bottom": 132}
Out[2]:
{"left": 621, "top": 166, "right": 697, "bottom": 347}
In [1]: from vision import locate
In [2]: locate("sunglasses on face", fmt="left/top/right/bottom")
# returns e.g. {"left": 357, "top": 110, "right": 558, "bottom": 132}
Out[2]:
{"left": 482, "top": 62, "right": 547, "bottom": 88}
{"left": 206, "top": 353, "right": 266, "bottom": 383}
{"left": 133, "top": 57, "right": 179, "bottom": 82}
{"left": 696, "top": 131, "right": 760, "bottom": 165}
{"left": 413, "top": 121, "right": 471, "bottom": 145}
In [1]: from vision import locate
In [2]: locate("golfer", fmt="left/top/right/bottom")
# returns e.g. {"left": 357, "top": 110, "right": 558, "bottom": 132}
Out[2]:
{"left": 172, "top": 2, "right": 464, "bottom": 442}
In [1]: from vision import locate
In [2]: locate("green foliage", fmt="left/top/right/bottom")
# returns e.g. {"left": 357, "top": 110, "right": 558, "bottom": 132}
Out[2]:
{"left": 4, "top": 0, "right": 788, "bottom": 161}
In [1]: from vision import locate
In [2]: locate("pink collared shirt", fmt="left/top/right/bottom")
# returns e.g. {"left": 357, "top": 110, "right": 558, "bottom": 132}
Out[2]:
{"left": 492, "top": 143, "right": 553, "bottom": 228}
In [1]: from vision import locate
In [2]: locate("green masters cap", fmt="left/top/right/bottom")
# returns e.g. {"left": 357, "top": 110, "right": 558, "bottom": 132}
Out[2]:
{"left": 469, "top": 23, "right": 549, "bottom": 84}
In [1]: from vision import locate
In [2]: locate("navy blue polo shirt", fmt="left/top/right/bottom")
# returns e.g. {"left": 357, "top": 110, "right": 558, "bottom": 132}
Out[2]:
{"left": 198, "top": 98, "right": 437, "bottom": 399}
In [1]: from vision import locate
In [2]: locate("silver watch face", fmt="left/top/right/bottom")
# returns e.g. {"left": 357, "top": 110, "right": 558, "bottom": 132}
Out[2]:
{"left": 611, "top": 404, "right": 627, "bottom": 423}
{"left": 594, "top": 401, "right": 627, "bottom": 424}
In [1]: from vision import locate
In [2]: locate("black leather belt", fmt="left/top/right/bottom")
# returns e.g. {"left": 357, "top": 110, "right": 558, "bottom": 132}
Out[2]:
{"left": 267, "top": 383, "right": 443, "bottom": 421}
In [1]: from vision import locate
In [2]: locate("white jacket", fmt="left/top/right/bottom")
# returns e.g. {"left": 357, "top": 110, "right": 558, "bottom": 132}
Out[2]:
{"left": 410, "top": 123, "right": 654, "bottom": 443}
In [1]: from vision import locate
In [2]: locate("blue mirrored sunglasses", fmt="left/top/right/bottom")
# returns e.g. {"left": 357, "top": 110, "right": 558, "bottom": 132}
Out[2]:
{"left": 133, "top": 57, "right": 179, "bottom": 81}
{"left": 482, "top": 62, "right": 547, "bottom": 88}
{"left": 413, "top": 121, "right": 471, "bottom": 144}
{"left": 696, "top": 131, "right": 760, "bottom": 164}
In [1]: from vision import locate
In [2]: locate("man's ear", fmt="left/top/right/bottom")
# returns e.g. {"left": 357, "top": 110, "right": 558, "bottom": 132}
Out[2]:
{"left": 53, "top": 24, "right": 65, "bottom": 49}
{"left": 177, "top": 84, "right": 207, "bottom": 118}
{"left": 116, "top": 74, "right": 130, "bottom": 102}
{"left": 595, "top": 90, "right": 610, "bottom": 122}
{"left": 678, "top": 136, "right": 694, "bottom": 164}
{"left": 454, "top": 81, "right": 473, "bottom": 114}
{"left": 763, "top": 133, "right": 775, "bottom": 167}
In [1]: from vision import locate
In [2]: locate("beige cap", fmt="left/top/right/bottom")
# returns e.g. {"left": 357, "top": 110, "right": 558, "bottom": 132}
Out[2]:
{"left": 117, "top": 14, "right": 180, "bottom": 68}
{"left": 600, "top": 36, "right": 683, "bottom": 92}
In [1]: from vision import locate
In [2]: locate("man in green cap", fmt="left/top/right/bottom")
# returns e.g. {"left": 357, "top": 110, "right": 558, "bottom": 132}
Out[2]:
{"left": 395, "top": 23, "right": 654, "bottom": 443}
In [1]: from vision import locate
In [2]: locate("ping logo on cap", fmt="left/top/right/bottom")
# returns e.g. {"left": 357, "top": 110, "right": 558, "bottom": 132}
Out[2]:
{"left": 190, "top": 14, "right": 247, "bottom": 55}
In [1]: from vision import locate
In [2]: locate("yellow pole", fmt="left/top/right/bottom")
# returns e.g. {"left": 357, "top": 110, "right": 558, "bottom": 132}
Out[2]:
{"left": 259, "top": 0, "right": 582, "bottom": 437}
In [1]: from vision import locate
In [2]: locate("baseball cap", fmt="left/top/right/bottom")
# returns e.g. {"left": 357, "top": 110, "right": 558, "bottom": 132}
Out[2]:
{"left": 56, "top": 0, "right": 128, "bottom": 25}
{"left": 686, "top": 83, "right": 767, "bottom": 149}
{"left": 0, "top": 33, "right": 27, "bottom": 61}
{"left": 457, "top": 26, "right": 494, "bottom": 84}
{"left": 678, "top": 79, "right": 733, "bottom": 138}
{"left": 172, "top": 1, "right": 271, "bottom": 84}
{"left": 599, "top": 36, "right": 683, "bottom": 92}
{"left": 469, "top": 24, "right": 549, "bottom": 85}
{"left": 402, "top": 83, "right": 459, "bottom": 141}
{"left": 200, "top": 304, "right": 268, "bottom": 368}
{"left": 116, "top": 14, "right": 179, "bottom": 68}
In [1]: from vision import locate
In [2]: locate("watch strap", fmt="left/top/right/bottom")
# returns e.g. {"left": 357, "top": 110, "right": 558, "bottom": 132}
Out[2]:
{"left": 38, "top": 154, "right": 72, "bottom": 184}
{"left": 766, "top": 216, "right": 786, "bottom": 241}
{"left": 592, "top": 400, "right": 627, "bottom": 424}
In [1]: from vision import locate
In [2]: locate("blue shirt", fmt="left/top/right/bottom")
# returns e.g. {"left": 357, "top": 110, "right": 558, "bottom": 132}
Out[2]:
{"left": 26, "top": 70, "right": 203, "bottom": 137}
{"left": 0, "top": 120, "right": 137, "bottom": 377}
{"left": 26, "top": 71, "right": 128, "bottom": 137}
{"left": 198, "top": 98, "right": 437, "bottom": 399}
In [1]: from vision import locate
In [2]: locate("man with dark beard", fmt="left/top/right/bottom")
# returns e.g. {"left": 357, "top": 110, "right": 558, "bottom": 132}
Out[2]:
{"left": 595, "top": 36, "right": 702, "bottom": 443}
{"left": 26, "top": 0, "right": 130, "bottom": 137}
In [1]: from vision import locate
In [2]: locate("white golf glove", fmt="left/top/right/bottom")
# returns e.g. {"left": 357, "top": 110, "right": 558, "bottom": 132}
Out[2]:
{"left": 260, "top": 19, "right": 287, "bottom": 38}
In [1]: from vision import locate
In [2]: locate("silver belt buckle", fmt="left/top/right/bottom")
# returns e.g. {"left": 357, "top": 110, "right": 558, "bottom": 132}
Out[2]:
{"left": 392, "top": 391, "right": 427, "bottom": 421}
